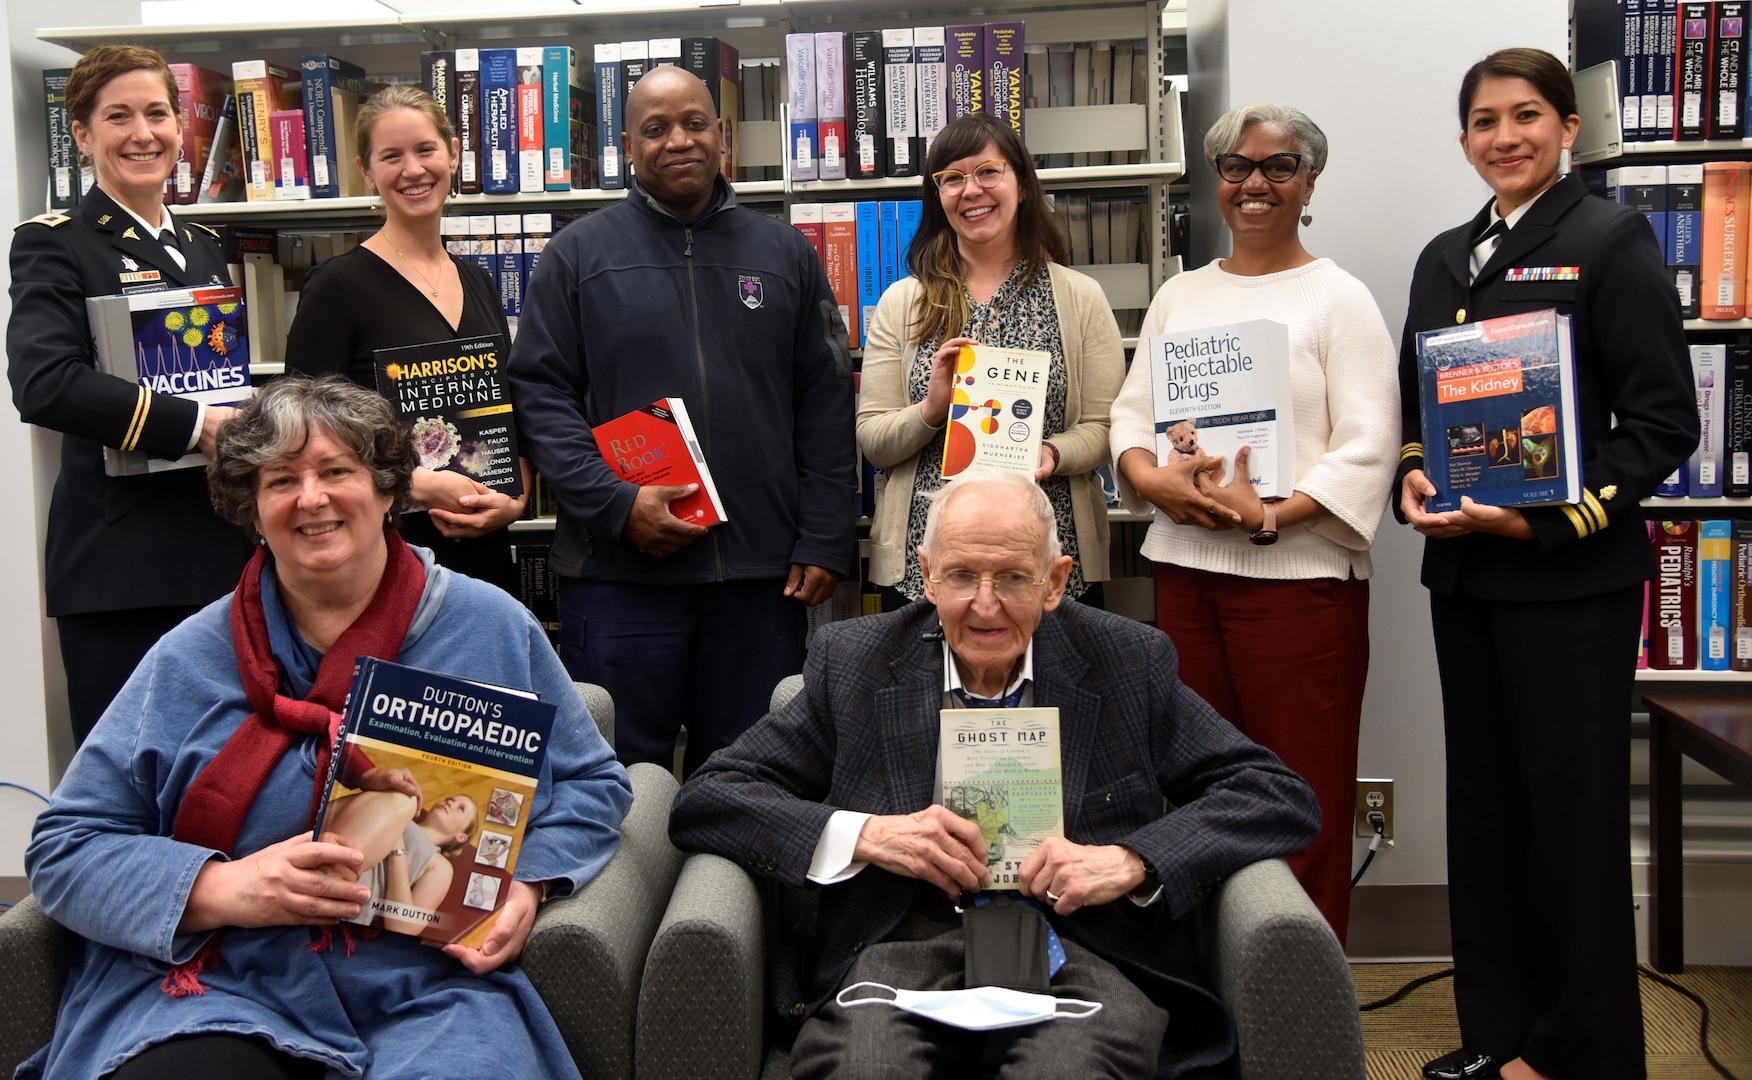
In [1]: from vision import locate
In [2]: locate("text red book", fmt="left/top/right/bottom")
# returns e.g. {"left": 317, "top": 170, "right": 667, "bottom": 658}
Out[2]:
{"left": 592, "top": 398, "right": 727, "bottom": 526}
{"left": 269, "top": 109, "right": 310, "bottom": 200}
{"left": 167, "top": 64, "right": 228, "bottom": 205}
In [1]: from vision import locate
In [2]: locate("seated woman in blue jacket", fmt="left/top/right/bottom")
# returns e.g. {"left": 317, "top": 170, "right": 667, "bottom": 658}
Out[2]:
{"left": 21, "top": 376, "right": 632, "bottom": 1080}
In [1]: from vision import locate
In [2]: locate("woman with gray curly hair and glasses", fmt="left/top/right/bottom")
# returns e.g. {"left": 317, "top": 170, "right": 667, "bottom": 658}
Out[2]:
{"left": 20, "top": 375, "right": 630, "bottom": 1080}
{"left": 1108, "top": 102, "right": 1399, "bottom": 944}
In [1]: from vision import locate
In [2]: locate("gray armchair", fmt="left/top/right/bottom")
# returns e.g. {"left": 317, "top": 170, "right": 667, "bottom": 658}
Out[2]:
{"left": 0, "top": 682, "right": 684, "bottom": 1080}
{"left": 635, "top": 676, "right": 1365, "bottom": 1080}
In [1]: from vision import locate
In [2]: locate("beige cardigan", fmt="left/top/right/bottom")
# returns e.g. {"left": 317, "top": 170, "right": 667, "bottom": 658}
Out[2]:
{"left": 856, "top": 262, "right": 1125, "bottom": 588}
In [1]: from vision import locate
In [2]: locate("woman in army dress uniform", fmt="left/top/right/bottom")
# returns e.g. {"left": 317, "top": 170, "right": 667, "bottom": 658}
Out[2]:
{"left": 6, "top": 44, "right": 252, "bottom": 742}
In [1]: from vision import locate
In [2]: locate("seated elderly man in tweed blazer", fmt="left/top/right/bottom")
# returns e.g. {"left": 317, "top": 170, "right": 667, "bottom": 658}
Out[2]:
{"left": 669, "top": 469, "right": 1319, "bottom": 1080}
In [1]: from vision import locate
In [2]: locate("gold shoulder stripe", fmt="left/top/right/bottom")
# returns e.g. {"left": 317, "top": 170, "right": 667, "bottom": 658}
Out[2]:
{"left": 17, "top": 212, "right": 70, "bottom": 229}
{"left": 1560, "top": 502, "right": 1589, "bottom": 539}
{"left": 1399, "top": 442, "right": 1424, "bottom": 463}
{"left": 186, "top": 221, "right": 220, "bottom": 241}
{"left": 1582, "top": 490, "right": 1607, "bottom": 530}
{"left": 121, "top": 386, "right": 150, "bottom": 453}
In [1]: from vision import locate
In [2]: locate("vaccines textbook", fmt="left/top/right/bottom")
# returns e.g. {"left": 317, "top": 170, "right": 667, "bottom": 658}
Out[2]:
{"left": 313, "top": 657, "right": 555, "bottom": 947}
{"left": 374, "top": 334, "right": 524, "bottom": 499}
{"left": 86, "top": 285, "right": 253, "bottom": 477}
{"left": 1415, "top": 308, "right": 1581, "bottom": 511}
{"left": 1140, "top": 319, "right": 1296, "bottom": 498}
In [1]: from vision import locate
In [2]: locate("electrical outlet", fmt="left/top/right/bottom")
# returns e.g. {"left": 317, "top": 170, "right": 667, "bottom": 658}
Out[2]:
{"left": 1354, "top": 779, "right": 1394, "bottom": 840}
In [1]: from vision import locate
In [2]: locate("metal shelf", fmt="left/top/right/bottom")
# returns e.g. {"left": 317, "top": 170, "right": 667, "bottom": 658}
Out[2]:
{"left": 1685, "top": 320, "right": 1752, "bottom": 332}
{"left": 1643, "top": 497, "right": 1752, "bottom": 508}
{"left": 1636, "top": 669, "right": 1752, "bottom": 682}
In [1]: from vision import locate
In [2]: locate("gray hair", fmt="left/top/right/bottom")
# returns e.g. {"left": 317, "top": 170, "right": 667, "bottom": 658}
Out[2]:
{"left": 920, "top": 468, "right": 1063, "bottom": 567}
{"left": 208, "top": 374, "right": 417, "bottom": 541}
{"left": 1203, "top": 102, "right": 1329, "bottom": 176}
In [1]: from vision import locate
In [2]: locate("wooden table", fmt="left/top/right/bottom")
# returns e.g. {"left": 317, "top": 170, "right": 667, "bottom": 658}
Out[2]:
{"left": 1640, "top": 695, "right": 1752, "bottom": 973}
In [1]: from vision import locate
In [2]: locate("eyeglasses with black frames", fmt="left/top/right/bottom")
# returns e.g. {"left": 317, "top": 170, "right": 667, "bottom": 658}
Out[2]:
{"left": 931, "top": 160, "right": 1011, "bottom": 196}
{"left": 1213, "top": 153, "right": 1308, "bottom": 184}
{"left": 928, "top": 570, "right": 1048, "bottom": 602}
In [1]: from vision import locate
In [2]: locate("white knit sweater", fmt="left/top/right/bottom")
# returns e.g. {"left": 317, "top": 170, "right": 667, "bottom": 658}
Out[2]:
{"left": 1108, "top": 258, "right": 1400, "bottom": 580}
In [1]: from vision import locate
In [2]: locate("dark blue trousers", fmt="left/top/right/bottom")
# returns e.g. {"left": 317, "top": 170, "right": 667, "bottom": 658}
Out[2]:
{"left": 557, "top": 577, "right": 807, "bottom": 776}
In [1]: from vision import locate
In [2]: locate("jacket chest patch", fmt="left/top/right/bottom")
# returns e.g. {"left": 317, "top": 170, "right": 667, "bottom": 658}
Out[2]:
{"left": 738, "top": 275, "right": 764, "bottom": 310}
{"left": 1503, "top": 266, "right": 1579, "bottom": 282}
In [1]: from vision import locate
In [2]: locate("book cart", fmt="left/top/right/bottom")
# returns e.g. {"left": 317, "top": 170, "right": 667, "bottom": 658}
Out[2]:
{"left": 1570, "top": 38, "right": 1752, "bottom": 970}
{"left": 36, "top": 0, "right": 1188, "bottom": 626}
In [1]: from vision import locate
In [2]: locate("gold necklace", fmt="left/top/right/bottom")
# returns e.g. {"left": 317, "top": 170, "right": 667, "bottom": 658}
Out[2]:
{"left": 387, "top": 237, "right": 443, "bottom": 298}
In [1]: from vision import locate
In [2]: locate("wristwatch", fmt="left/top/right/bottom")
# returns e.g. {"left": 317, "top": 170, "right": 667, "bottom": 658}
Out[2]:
{"left": 1127, "top": 854, "right": 1163, "bottom": 906}
{"left": 1249, "top": 502, "right": 1279, "bottom": 546}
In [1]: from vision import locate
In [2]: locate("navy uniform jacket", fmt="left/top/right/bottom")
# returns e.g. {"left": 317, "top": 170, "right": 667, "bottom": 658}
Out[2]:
{"left": 1394, "top": 174, "right": 1699, "bottom": 602}
{"left": 7, "top": 185, "right": 252, "bottom": 617}
{"left": 669, "top": 600, "right": 1320, "bottom": 1079}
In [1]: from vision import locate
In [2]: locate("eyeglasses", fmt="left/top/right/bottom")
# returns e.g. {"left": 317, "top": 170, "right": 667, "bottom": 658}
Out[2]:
{"left": 928, "top": 570, "right": 1047, "bottom": 602}
{"left": 931, "top": 160, "right": 1011, "bottom": 196}
{"left": 1213, "top": 153, "right": 1308, "bottom": 184}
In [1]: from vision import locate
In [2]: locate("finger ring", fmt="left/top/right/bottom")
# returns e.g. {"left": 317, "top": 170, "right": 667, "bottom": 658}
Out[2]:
{"left": 1045, "top": 890, "right": 1059, "bottom": 903}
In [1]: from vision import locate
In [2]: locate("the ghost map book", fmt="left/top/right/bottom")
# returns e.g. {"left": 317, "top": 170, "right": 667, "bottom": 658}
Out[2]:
{"left": 939, "top": 344, "right": 1050, "bottom": 479}
{"left": 86, "top": 285, "right": 253, "bottom": 477}
{"left": 1415, "top": 308, "right": 1580, "bottom": 512}
{"left": 313, "top": 656, "right": 555, "bottom": 948}
{"left": 939, "top": 707, "right": 1063, "bottom": 889}
{"left": 374, "top": 334, "right": 523, "bottom": 498}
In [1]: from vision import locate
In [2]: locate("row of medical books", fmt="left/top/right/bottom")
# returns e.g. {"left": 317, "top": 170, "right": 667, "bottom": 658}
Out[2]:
{"left": 1654, "top": 342, "right": 1752, "bottom": 497}
{"left": 1573, "top": 0, "right": 1747, "bottom": 141}
{"left": 1589, "top": 161, "right": 1752, "bottom": 319}
{"left": 440, "top": 213, "right": 587, "bottom": 338}
{"left": 579, "top": 38, "right": 738, "bottom": 189}
{"left": 789, "top": 200, "right": 923, "bottom": 349}
{"left": 783, "top": 24, "right": 1023, "bottom": 182}
{"left": 1645, "top": 519, "right": 1752, "bottom": 670}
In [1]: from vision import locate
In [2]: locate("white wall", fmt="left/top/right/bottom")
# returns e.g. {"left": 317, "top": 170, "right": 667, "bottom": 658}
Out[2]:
{"left": 1186, "top": 0, "right": 1568, "bottom": 893}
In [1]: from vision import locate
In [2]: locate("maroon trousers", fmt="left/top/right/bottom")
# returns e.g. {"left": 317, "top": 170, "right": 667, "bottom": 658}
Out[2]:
{"left": 1154, "top": 563, "right": 1369, "bottom": 944}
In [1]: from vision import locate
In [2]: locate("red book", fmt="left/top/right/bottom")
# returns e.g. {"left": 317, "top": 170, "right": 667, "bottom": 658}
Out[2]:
{"left": 789, "top": 203, "right": 825, "bottom": 264}
{"left": 1649, "top": 520, "right": 1699, "bottom": 670}
{"left": 592, "top": 398, "right": 727, "bottom": 526}
{"left": 269, "top": 109, "right": 310, "bottom": 200}
{"left": 166, "top": 64, "right": 228, "bottom": 205}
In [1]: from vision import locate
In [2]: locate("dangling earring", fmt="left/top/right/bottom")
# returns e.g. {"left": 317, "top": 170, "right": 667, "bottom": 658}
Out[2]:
{"left": 1300, "top": 207, "right": 1313, "bottom": 227}
{"left": 1558, "top": 147, "right": 1572, "bottom": 175}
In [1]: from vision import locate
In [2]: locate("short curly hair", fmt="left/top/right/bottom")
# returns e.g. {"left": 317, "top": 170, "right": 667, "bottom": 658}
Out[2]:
{"left": 208, "top": 375, "right": 417, "bottom": 542}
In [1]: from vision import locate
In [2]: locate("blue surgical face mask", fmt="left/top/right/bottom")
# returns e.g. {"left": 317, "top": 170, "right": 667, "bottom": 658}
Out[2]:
{"left": 834, "top": 981, "right": 1103, "bottom": 1032}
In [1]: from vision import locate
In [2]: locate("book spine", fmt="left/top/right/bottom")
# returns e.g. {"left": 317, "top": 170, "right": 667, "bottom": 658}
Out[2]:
{"left": 301, "top": 57, "right": 339, "bottom": 199}
{"left": 823, "top": 202, "right": 857, "bottom": 344}
{"left": 1650, "top": 521, "right": 1699, "bottom": 669}
{"left": 1701, "top": 162, "right": 1752, "bottom": 319}
{"left": 1735, "top": 518, "right": 1752, "bottom": 670}
{"left": 496, "top": 214, "right": 523, "bottom": 333}
{"left": 1692, "top": 343, "right": 1729, "bottom": 496}
{"left": 1618, "top": 164, "right": 1668, "bottom": 245}
{"left": 457, "top": 50, "right": 483, "bottom": 195}
{"left": 683, "top": 38, "right": 720, "bottom": 111}
{"left": 985, "top": 21, "right": 1025, "bottom": 142}
{"left": 522, "top": 213, "right": 552, "bottom": 309}
{"left": 882, "top": 29, "right": 917, "bottom": 177}
{"left": 271, "top": 110, "right": 310, "bottom": 200}
{"left": 423, "top": 51, "right": 458, "bottom": 196}
{"left": 480, "top": 50, "right": 519, "bottom": 195}
{"left": 717, "top": 40, "right": 741, "bottom": 179}
{"left": 232, "top": 61, "right": 282, "bottom": 202}
{"left": 516, "top": 48, "right": 546, "bottom": 194}
{"left": 914, "top": 26, "right": 947, "bottom": 160}
{"left": 787, "top": 34, "right": 819, "bottom": 181}
{"left": 1703, "top": 519, "right": 1734, "bottom": 670}
{"left": 815, "top": 32, "right": 847, "bottom": 180}
{"left": 619, "top": 40, "right": 649, "bottom": 119}
{"left": 168, "top": 65, "right": 224, "bottom": 206}
{"left": 543, "top": 46, "right": 576, "bottom": 190}
{"left": 1623, "top": 0, "right": 1646, "bottom": 139}
{"left": 594, "top": 44, "right": 623, "bottom": 190}
{"left": 848, "top": 31, "right": 886, "bottom": 180}
{"left": 1677, "top": 2, "right": 1716, "bottom": 138}
{"left": 1715, "top": 1, "right": 1748, "bottom": 138}
{"left": 878, "top": 200, "right": 899, "bottom": 296}
{"left": 197, "top": 94, "right": 240, "bottom": 203}
{"left": 855, "top": 201, "right": 881, "bottom": 349}
{"left": 649, "top": 37, "right": 682, "bottom": 70}
{"left": 1641, "top": 521, "right": 1653, "bottom": 669}
{"left": 665, "top": 398, "right": 728, "bottom": 522}
{"left": 788, "top": 202, "right": 825, "bottom": 264}
{"left": 1656, "top": 0, "right": 1679, "bottom": 135}
{"left": 470, "top": 216, "right": 497, "bottom": 285}
{"left": 895, "top": 199, "right": 923, "bottom": 268}
{"left": 946, "top": 24, "right": 985, "bottom": 121}
{"left": 43, "top": 69, "right": 77, "bottom": 211}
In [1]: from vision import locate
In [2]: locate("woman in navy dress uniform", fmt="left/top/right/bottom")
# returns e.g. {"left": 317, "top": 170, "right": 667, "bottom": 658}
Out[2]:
{"left": 1396, "top": 49, "right": 1698, "bottom": 1080}
{"left": 6, "top": 44, "right": 252, "bottom": 743}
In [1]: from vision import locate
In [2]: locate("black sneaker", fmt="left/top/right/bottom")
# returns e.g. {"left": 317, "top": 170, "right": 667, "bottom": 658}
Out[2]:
{"left": 1423, "top": 1048, "right": 1498, "bottom": 1080}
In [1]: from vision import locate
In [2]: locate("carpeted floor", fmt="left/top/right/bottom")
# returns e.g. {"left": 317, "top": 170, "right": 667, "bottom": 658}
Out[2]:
{"left": 1352, "top": 963, "right": 1752, "bottom": 1079}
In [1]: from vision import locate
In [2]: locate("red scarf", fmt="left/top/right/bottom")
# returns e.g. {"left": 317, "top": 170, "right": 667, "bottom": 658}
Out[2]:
{"left": 163, "top": 531, "right": 426, "bottom": 995}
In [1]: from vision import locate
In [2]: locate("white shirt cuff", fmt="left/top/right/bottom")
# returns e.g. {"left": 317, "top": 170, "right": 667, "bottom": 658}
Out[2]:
{"left": 187, "top": 402, "right": 206, "bottom": 454}
{"left": 807, "top": 810, "right": 872, "bottom": 885}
